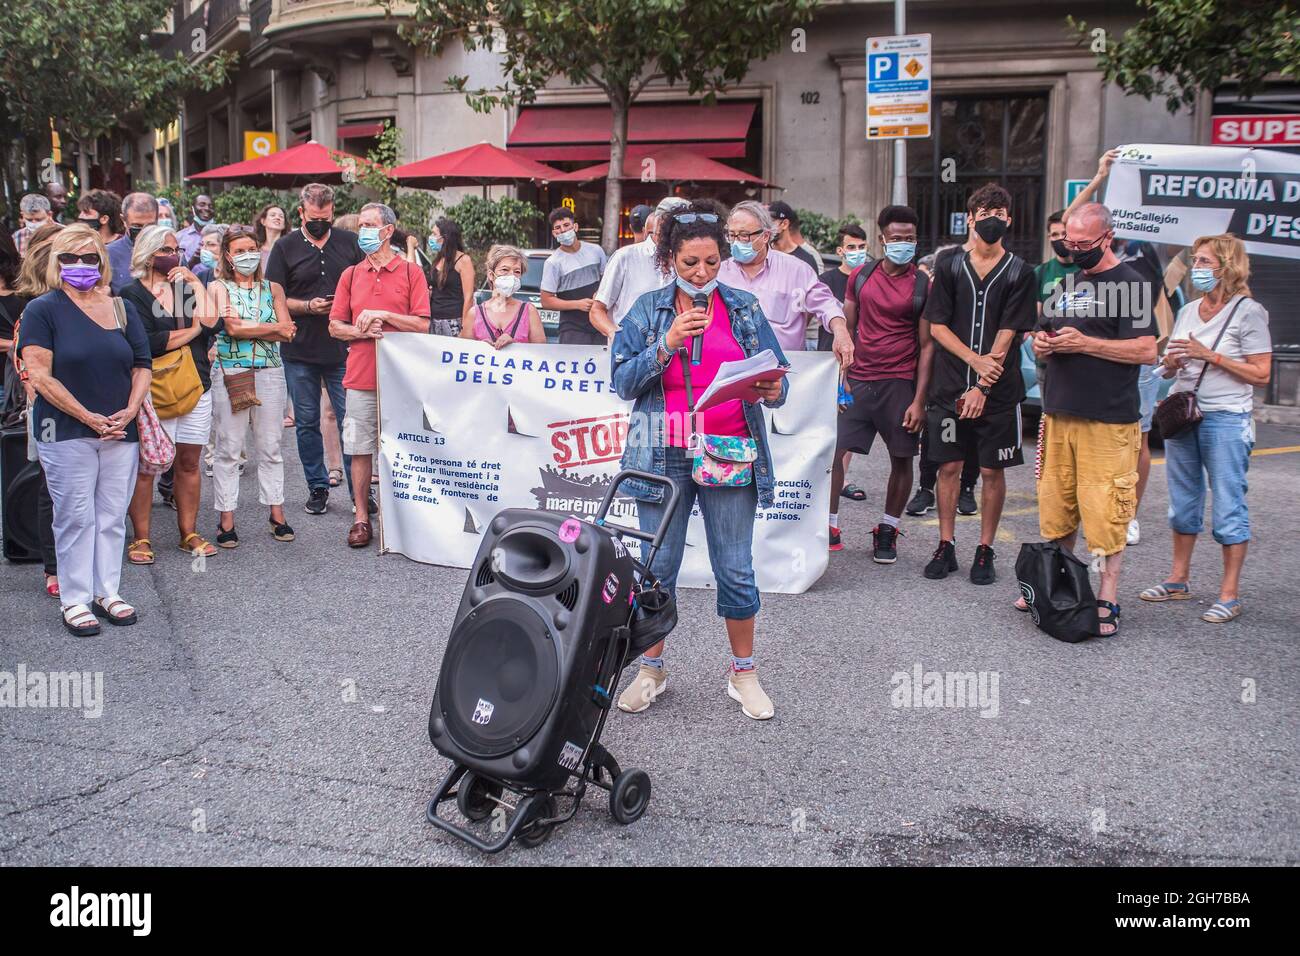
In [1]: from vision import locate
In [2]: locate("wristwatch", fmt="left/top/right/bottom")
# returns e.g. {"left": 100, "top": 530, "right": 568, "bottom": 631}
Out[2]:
{"left": 976, "top": 383, "right": 992, "bottom": 396}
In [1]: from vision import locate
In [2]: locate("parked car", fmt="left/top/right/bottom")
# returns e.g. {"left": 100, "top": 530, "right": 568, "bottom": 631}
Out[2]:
{"left": 472, "top": 249, "right": 561, "bottom": 341}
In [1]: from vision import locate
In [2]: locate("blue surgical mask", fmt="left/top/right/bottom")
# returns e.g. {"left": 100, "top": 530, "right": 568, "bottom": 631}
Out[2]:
{"left": 1190, "top": 268, "right": 1219, "bottom": 292}
{"left": 199, "top": 248, "right": 217, "bottom": 269}
{"left": 157, "top": 218, "right": 174, "bottom": 231}
{"left": 730, "top": 240, "right": 758, "bottom": 264}
{"left": 843, "top": 249, "right": 868, "bottom": 269}
{"left": 675, "top": 276, "right": 718, "bottom": 299}
{"left": 556, "top": 229, "right": 577, "bottom": 247}
{"left": 884, "top": 241, "right": 917, "bottom": 265}
{"left": 358, "top": 227, "right": 383, "bottom": 255}
{"left": 427, "top": 236, "right": 442, "bottom": 255}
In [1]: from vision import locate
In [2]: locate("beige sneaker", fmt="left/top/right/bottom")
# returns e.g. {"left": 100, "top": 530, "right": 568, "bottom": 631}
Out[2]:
{"left": 727, "top": 668, "right": 774, "bottom": 720}
{"left": 617, "top": 664, "right": 667, "bottom": 713}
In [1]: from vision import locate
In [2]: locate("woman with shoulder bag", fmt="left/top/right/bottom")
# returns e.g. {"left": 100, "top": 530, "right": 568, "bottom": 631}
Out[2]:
{"left": 122, "top": 224, "right": 220, "bottom": 562}
{"left": 16, "top": 225, "right": 152, "bottom": 635}
{"left": 1140, "top": 233, "right": 1272, "bottom": 623}
{"left": 610, "top": 199, "right": 790, "bottom": 721}
{"left": 206, "top": 225, "right": 297, "bottom": 547}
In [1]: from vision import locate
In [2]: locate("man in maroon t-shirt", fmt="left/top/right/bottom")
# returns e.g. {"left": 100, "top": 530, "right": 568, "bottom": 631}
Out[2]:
{"left": 829, "top": 205, "right": 933, "bottom": 564}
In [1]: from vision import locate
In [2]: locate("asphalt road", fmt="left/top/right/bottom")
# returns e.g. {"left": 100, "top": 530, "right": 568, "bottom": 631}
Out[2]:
{"left": 2, "top": 422, "right": 1297, "bottom": 866}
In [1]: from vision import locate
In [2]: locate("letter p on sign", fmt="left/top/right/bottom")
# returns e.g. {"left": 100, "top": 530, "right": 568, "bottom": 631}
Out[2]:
{"left": 871, "top": 53, "right": 897, "bottom": 81}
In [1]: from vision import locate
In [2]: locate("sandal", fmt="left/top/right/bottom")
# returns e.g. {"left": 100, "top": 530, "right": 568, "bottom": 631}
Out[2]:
{"left": 179, "top": 533, "right": 217, "bottom": 557}
{"left": 1014, "top": 595, "right": 1029, "bottom": 612}
{"left": 127, "top": 538, "right": 154, "bottom": 565}
{"left": 328, "top": 468, "right": 344, "bottom": 488}
{"left": 216, "top": 523, "right": 239, "bottom": 549}
{"left": 1097, "top": 600, "right": 1121, "bottom": 638}
{"left": 1140, "top": 582, "right": 1192, "bottom": 602}
{"left": 93, "top": 595, "right": 138, "bottom": 626}
{"left": 45, "top": 574, "right": 60, "bottom": 598}
{"left": 840, "top": 483, "right": 867, "bottom": 501}
{"left": 269, "top": 516, "right": 295, "bottom": 542}
{"left": 61, "top": 603, "right": 101, "bottom": 637}
{"left": 1202, "top": 600, "right": 1242, "bottom": 624}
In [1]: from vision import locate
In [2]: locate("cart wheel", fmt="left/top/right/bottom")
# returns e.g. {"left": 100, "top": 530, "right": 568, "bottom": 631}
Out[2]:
{"left": 456, "top": 771, "right": 501, "bottom": 823}
{"left": 516, "top": 795, "right": 558, "bottom": 848}
{"left": 609, "top": 769, "right": 651, "bottom": 825}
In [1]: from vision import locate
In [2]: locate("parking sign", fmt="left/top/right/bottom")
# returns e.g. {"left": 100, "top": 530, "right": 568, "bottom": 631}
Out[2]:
{"left": 866, "top": 34, "right": 932, "bottom": 140}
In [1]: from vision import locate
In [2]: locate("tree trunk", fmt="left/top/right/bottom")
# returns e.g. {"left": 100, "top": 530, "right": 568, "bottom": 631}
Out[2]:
{"left": 76, "top": 136, "right": 90, "bottom": 196}
{"left": 602, "top": 86, "right": 630, "bottom": 254}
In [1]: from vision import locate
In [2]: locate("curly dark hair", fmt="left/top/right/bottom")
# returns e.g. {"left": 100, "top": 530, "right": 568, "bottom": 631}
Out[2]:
{"left": 76, "top": 189, "right": 123, "bottom": 235}
{"left": 653, "top": 198, "right": 728, "bottom": 277}
{"left": 966, "top": 182, "right": 1013, "bottom": 217}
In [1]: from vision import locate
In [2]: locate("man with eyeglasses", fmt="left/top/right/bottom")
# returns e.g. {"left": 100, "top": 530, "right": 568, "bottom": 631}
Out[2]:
{"left": 718, "top": 200, "right": 854, "bottom": 365}
{"left": 1026, "top": 200, "right": 1158, "bottom": 637}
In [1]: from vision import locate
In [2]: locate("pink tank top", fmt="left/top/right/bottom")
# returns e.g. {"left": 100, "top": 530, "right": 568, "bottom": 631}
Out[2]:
{"left": 473, "top": 300, "right": 531, "bottom": 343}
{"left": 661, "top": 292, "right": 750, "bottom": 447}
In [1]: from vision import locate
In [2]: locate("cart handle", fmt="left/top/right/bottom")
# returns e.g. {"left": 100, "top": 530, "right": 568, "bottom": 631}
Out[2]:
{"left": 594, "top": 469, "right": 680, "bottom": 571}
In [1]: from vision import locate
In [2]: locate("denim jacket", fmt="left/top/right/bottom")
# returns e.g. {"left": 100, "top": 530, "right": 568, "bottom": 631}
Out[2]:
{"left": 611, "top": 281, "right": 790, "bottom": 507}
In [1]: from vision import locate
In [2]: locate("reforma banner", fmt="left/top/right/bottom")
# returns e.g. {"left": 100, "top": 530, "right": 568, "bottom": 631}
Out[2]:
{"left": 1104, "top": 143, "right": 1300, "bottom": 260}
{"left": 376, "top": 336, "right": 838, "bottom": 594}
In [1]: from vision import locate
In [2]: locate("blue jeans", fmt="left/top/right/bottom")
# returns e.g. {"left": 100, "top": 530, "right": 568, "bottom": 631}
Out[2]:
{"left": 636, "top": 445, "right": 760, "bottom": 620}
{"left": 1137, "top": 363, "right": 1161, "bottom": 433}
{"left": 282, "top": 359, "right": 352, "bottom": 494}
{"left": 1165, "top": 410, "right": 1254, "bottom": 545}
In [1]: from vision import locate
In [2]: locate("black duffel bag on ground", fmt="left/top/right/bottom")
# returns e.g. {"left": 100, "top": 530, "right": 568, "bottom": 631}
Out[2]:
{"left": 1015, "top": 542, "right": 1100, "bottom": 643}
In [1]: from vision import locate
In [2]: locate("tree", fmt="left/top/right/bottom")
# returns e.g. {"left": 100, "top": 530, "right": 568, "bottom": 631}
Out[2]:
{"left": 395, "top": 0, "right": 819, "bottom": 250}
{"left": 0, "top": 0, "right": 232, "bottom": 192}
{"left": 1070, "top": 0, "right": 1300, "bottom": 113}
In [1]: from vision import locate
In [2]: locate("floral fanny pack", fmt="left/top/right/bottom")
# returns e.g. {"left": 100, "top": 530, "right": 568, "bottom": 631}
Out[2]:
{"left": 677, "top": 350, "right": 757, "bottom": 487}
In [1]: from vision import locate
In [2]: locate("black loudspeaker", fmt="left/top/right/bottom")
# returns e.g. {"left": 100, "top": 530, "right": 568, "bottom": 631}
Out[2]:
{"left": 430, "top": 508, "right": 637, "bottom": 791}
{"left": 2, "top": 424, "right": 42, "bottom": 562}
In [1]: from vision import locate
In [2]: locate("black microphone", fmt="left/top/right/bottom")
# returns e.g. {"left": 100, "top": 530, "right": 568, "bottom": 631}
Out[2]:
{"left": 690, "top": 293, "right": 707, "bottom": 365}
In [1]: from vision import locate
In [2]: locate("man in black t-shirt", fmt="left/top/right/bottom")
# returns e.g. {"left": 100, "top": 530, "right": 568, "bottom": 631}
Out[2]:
{"left": 922, "top": 183, "right": 1036, "bottom": 586}
{"left": 265, "top": 183, "right": 364, "bottom": 516}
{"left": 1025, "top": 202, "right": 1157, "bottom": 636}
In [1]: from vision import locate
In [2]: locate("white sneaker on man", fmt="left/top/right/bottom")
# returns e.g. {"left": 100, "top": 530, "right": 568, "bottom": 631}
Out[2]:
{"left": 1127, "top": 519, "right": 1140, "bottom": 546}
{"left": 617, "top": 664, "right": 666, "bottom": 713}
{"left": 727, "top": 668, "right": 774, "bottom": 720}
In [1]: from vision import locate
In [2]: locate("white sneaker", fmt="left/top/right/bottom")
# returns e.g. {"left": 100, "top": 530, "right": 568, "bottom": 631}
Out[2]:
{"left": 1126, "top": 519, "right": 1140, "bottom": 546}
{"left": 727, "top": 667, "right": 774, "bottom": 720}
{"left": 617, "top": 664, "right": 667, "bottom": 713}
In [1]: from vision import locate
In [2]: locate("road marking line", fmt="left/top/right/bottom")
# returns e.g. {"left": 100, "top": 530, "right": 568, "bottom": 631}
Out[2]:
{"left": 1151, "top": 444, "right": 1300, "bottom": 465}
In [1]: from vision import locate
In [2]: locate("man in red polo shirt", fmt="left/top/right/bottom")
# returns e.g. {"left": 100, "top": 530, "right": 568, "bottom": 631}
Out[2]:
{"left": 329, "top": 202, "right": 431, "bottom": 548}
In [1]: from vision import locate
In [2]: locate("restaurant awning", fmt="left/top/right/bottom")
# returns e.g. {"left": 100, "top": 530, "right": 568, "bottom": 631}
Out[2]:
{"left": 508, "top": 102, "right": 755, "bottom": 162}
{"left": 551, "top": 146, "right": 776, "bottom": 188}
{"left": 390, "top": 142, "right": 565, "bottom": 189}
{"left": 337, "top": 122, "right": 387, "bottom": 140}
{"left": 187, "top": 140, "right": 385, "bottom": 188}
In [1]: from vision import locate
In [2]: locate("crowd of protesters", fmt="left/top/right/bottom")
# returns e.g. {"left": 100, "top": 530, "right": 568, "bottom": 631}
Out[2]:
{"left": 0, "top": 160, "right": 1273, "bottom": 666}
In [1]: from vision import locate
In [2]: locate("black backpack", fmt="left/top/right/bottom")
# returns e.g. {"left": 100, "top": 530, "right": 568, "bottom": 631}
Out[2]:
{"left": 851, "top": 258, "right": 929, "bottom": 321}
{"left": 1015, "top": 542, "right": 1101, "bottom": 643}
{"left": 943, "top": 246, "right": 1027, "bottom": 292}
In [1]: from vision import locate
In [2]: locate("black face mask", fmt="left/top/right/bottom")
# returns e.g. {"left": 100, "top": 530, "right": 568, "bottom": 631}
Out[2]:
{"left": 1072, "top": 242, "right": 1106, "bottom": 271}
{"left": 304, "top": 218, "right": 330, "bottom": 239}
{"left": 78, "top": 218, "right": 101, "bottom": 230}
{"left": 1051, "top": 238, "right": 1072, "bottom": 262}
{"left": 973, "top": 216, "right": 1009, "bottom": 245}
{"left": 127, "top": 224, "right": 145, "bottom": 242}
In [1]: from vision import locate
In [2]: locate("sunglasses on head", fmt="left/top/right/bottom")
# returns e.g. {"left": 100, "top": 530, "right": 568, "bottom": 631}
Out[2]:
{"left": 674, "top": 212, "right": 719, "bottom": 225}
{"left": 56, "top": 252, "right": 101, "bottom": 266}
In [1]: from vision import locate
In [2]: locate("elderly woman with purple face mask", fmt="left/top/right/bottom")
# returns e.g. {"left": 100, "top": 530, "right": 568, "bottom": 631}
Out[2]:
{"left": 16, "top": 225, "right": 153, "bottom": 636}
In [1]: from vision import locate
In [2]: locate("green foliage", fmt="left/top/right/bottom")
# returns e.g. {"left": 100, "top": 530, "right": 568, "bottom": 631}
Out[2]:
{"left": 359, "top": 121, "right": 401, "bottom": 205}
{"left": 394, "top": 191, "right": 440, "bottom": 235}
{"left": 211, "top": 186, "right": 298, "bottom": 228}
{"left": 440, "top": 195, "right": 543, "bottom": 250}
{"left": 1069, "top": 1, "right": 1300, "bottom": 113}
{"left": 797, "top": 209, "right": 866, "bottom": 253}
{"left": 0, "top": 0, "right": 232, "bottom": 144}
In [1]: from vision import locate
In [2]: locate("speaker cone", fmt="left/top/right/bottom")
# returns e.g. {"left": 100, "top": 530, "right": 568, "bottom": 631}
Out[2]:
{"left": 440, "top": 598, "right": 560, "bottom": 758}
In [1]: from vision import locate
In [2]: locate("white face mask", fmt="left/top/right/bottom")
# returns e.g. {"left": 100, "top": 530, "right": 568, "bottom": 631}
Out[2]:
{"left": 494, "top": 274, "right": 521, "bottom": 297}
{"left": 232, "top": 251, "right": 262, "bottom": 276}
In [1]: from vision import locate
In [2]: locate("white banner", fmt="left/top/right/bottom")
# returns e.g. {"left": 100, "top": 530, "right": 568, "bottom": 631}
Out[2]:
{"left": 1104, "top": 142, "right": 1300, "bottom": 260}
{"left": 376, "top": 336, "right": 838, "bottom": 593}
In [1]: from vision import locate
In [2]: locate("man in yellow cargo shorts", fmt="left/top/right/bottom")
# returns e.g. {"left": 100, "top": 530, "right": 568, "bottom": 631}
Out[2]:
{"left": 1020, "top": 202, "right": 1158, "bottom": 636}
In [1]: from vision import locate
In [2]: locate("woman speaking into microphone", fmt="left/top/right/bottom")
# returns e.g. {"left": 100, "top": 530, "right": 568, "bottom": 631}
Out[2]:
{"left": 611, "top": 199, "right": 790, "bottom": 721}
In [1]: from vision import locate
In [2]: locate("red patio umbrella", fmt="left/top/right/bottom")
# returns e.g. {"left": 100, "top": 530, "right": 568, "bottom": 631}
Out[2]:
{"left": 552, "top": 146, "right": 778, "bottom": 188}
{"left": 187, "top": 141, "right": 386, "bottom": 189}
{"left": 390, "top": 141, "right": 565, "bottom": 190}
